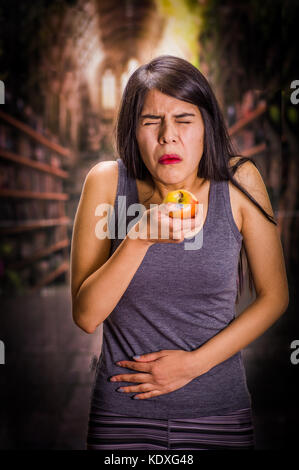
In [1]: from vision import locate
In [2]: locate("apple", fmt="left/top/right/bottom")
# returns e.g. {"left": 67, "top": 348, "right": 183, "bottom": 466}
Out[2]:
{"left": 162, "top": 189, "right": 199, "bottom": 219}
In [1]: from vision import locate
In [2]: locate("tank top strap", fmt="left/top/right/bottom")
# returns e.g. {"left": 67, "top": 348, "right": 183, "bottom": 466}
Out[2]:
{"left": 213, "top": 178, "right": 243, "bottom": 245}
{"left": 108, "top": 159, "right": 139, "bottom": 251}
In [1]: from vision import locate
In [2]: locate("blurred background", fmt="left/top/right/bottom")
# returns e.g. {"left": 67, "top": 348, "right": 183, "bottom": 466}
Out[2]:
{"left": 0, "top": 0, "right": 298, "bottom": 449}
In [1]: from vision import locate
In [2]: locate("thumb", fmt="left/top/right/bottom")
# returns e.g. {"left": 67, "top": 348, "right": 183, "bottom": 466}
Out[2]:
{"left": 158, "top": 203, "right": 169, "bottom": 214}
{"left": 159, "top": 203, "right": 176, "bottom": 214}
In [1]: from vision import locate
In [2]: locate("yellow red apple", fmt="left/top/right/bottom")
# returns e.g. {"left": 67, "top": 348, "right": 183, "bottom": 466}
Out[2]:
{"left": 162, "top": 189, "right": 199, "bottom": 219}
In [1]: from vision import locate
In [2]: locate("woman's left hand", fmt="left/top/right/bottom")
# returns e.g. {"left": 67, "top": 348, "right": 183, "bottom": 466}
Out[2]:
{"left": 110, "top": 349, "right": 201, "bottom": 399}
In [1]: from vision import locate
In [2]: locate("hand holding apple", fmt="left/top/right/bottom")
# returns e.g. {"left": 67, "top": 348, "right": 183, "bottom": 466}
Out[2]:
{"left": 127, "top": 189, "right": 203, "bottom": 246}
{"left": 162, "top": 189, "right": 199, "bottom": 219}
{"left": 162, "top": 189, "right": 203, "bottom": 239}
{"left": 127, "top": 204, "right": 185, "bottom": 246}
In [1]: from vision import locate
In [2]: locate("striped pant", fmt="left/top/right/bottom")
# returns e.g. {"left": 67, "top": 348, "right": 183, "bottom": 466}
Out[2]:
{"left": 86, "top": 405, "right": 255, "bottom": 450}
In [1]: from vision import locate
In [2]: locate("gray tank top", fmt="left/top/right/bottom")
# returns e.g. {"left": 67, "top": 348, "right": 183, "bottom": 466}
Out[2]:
{"left": 90, "top": 158, "right": 252, "bottom": 418}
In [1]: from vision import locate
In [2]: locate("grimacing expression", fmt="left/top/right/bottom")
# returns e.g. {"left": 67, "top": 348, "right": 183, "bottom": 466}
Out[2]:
{"left": 136, "top": 89, "right": 205, "bottom": 184}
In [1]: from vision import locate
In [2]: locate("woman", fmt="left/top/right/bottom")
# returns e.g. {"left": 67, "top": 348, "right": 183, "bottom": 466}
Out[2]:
{"left": 70, "top": 55, "right": 289, "bottom": 450}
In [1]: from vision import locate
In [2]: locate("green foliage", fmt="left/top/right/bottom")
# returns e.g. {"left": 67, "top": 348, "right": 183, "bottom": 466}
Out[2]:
{"left": 0, "top": 242, "right": 14, "bottom": 256}
{"left": 157, "top": 0, "right": 201, "bottom": 69}
{"left": 287, "top": 107, "right": 298, "bottom": 126}
{"left": 269, "top": 105, "right": 280, "bottom": 125}
{"left": 1, "top": 269, "right": 26, "bottom": 295}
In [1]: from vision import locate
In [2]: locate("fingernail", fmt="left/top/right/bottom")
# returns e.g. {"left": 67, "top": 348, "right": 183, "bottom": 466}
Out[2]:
{"left": 116, "top": 388, "right": 125, "bottom": 393}
{"left": 133, "top": 355, "right": 140, "bottom": 359}
{"left": 133, "top": 396, "right": 139, "bottom": 399}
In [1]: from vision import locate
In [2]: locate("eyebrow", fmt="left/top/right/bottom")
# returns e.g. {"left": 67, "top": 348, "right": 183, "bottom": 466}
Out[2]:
{"left": 140, "top": 112, "right": 196, "bottom": 120}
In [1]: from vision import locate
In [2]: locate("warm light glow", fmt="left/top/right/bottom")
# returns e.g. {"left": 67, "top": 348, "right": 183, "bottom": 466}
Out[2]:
{"left": 84, "top": 47, "right": 105, "bottom": 111}
{"left": 150, "top": 0, "right": 200, "bottom": 68}
{"left": 121, "top": 58, "right": 140, "bottom": 93}
{"left": 154, "top": 18, "right": 187, "bottom": 58}
{"left": 102, "top": 69, "right": 116, "bottom": 109}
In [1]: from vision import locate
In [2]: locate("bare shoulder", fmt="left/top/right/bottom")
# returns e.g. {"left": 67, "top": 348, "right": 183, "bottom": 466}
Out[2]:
{"left": 87, "top": 159, "right": 118, "bottom": 176}
{"left": 229, "top": 156, "right": 274, "bottom": 219}
{"left": 228, "top": 158, "right": 288, "bottom": 306}
{"left": 83, "top": 159, "right": 119, "bottom": 207}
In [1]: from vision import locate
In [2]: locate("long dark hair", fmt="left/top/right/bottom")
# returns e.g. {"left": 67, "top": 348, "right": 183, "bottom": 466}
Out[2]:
{"left": 114, "top": 55, "right": 277, "bottom": 302}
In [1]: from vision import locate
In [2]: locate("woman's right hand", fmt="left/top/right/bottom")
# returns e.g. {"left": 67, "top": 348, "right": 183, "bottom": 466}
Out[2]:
{"left": 127, "top": 203, "right": 202, "bottom": 247}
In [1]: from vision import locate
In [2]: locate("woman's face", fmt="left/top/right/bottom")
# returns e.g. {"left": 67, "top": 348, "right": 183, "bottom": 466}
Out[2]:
{"left": 136, "top": 88, "right": 205, "bottom": 187}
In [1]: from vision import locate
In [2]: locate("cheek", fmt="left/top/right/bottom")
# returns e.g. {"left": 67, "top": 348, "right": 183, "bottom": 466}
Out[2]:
{"left": 139, "top": 129, "right": 156, "bottom": 145}
{"left": 185, "top": 128, "right": 204, "bottom": 148}
{"left": 136, "top": 134, "right": 154, "bottom": 157}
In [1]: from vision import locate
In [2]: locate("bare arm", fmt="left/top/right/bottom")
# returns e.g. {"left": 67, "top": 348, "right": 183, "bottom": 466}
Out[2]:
{"left": 189, "top": 160, "right": 289, "bottom": 376}
{"left": 74, "top": 236, "right": 151, "bottom": 334}
{"left": 70, "top": 161, "right": 187, "bottom": 334}
{"left": 70, "top": 162, "right": 151, "bottom": 334}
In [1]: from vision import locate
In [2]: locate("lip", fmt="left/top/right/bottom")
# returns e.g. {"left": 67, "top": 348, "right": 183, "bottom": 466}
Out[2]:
{"left": 158, "top": 154, "right": 182, "bottom": 164}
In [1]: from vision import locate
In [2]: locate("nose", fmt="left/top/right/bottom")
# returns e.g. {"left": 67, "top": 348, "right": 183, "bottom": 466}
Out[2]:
{"left": 158, "top": 121, "right": 178, "bottom": 144}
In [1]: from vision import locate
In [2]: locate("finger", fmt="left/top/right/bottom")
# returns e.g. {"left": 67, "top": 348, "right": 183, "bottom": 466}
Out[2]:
{"left": 179, "top": 207, "right": 204, "bottom": 236}
{"left": 181, "top": 217, "right": 196, "bottom": 230}
{"left": 194, "top": 204, "right": 204, "bottom": 223}
{"left": 158, "top": 203, "right": 168, "bottom": 214}
{"left": 184, "top": 220, "right": 200, "bottom": 235}
{"left": 169, "top": 237, "right": 184, "bottom": 244}
{"left": 117, "top": 383, "right": 154, "bottom": 394}
{"left": 116, "top": 361, "right": 151, "bottom": 372}
{"left": 170, "top": 217, "right": 184, "bottom": 235}
{"left": 133, "top": 351, "right": 170, "bottom": 361}
{"left": 160, "top": 203, "right": 179, "bottom": 215}
{"left": 158, "top": 203, "right": 176, "bottom": 216}
{"left": 171, "top": 221, "right": 185, "bottom": 239}
{"left": 133, "top": 389, "right": 163, "bottom": 400}
{"left": 110, "top": 373, "right": 151, "bottom": 383}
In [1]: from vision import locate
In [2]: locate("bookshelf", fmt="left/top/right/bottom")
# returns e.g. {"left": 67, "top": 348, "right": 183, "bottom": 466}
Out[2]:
{"left": 0, "top": 109, "right": 71, "bottom": 295}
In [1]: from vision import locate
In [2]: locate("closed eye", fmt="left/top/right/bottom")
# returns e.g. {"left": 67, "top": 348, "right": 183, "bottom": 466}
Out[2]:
{"left": 144, "top": 121, "right": 191, "bottom": 126}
